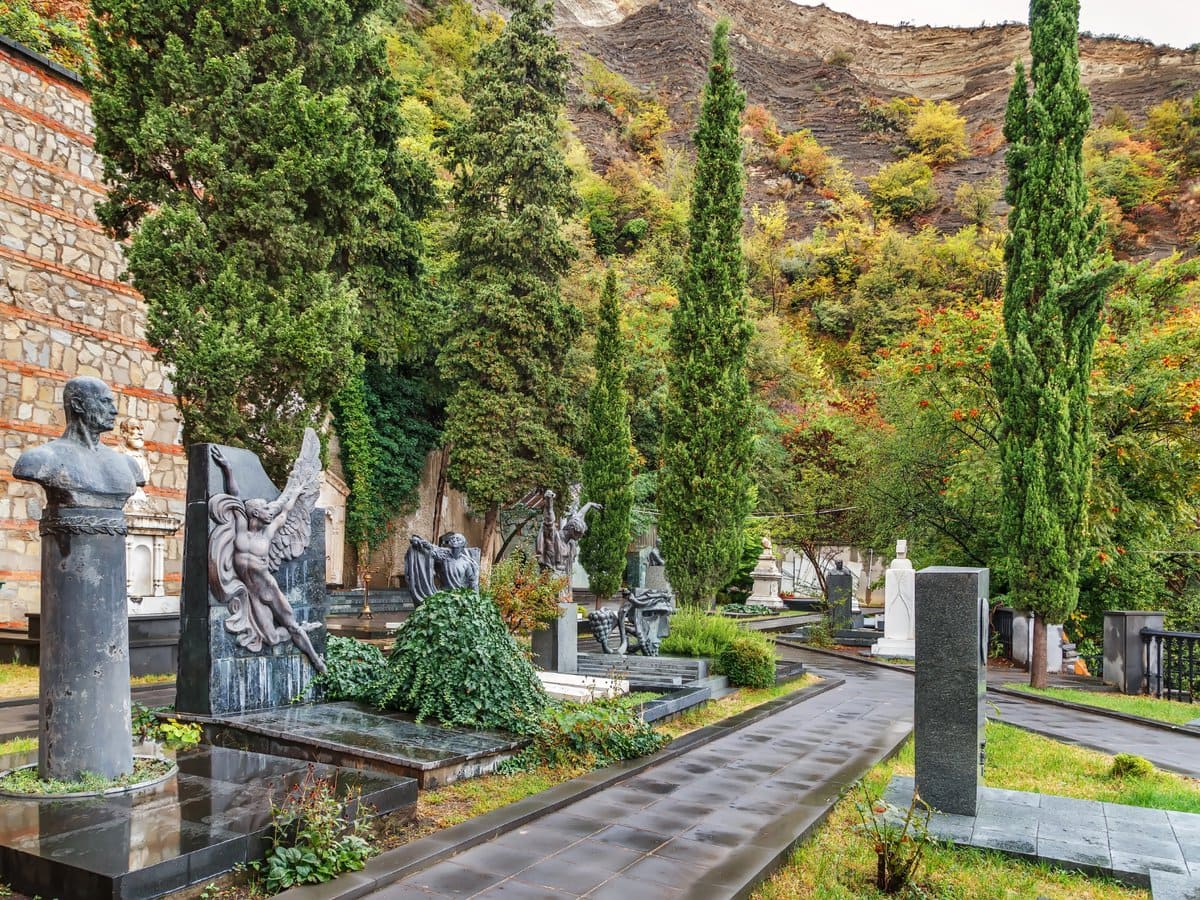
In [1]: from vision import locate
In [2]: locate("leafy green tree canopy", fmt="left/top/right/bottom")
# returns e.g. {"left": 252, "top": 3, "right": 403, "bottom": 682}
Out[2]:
{"left": 439, "top": 0, "right": 582, "bottom": 551}
{"left": 89, "top": 0, "right": 433, "bottom": 475}
{"left": 580, "top": 270, "right": 635, "bottom": 600}
{"left": 658, "top": 20, "right": 755, "bottom": 607}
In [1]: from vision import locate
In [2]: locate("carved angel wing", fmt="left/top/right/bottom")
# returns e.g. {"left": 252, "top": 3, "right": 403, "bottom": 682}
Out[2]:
{"left": 267, "top": 428, "right": 323, "bottom": 572}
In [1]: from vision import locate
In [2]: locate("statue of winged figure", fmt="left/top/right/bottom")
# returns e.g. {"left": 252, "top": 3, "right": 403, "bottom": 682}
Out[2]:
{"left": 207, "top": 429, "right": 326, "bottom": 673}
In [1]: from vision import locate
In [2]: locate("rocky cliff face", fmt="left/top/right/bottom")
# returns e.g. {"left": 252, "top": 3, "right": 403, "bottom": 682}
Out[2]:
{"left": 546, "top": 0, "right": 1200, "bottom": 249}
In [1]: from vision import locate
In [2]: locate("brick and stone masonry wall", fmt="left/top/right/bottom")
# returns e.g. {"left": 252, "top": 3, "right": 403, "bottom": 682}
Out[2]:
{"left": 0, "top": 37, "right": 187, "bottom": 619}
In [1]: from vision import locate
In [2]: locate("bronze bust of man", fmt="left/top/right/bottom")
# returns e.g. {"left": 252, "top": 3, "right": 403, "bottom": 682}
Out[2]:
{"left": 13, "top": 376, "right": 144, "bottom": 512}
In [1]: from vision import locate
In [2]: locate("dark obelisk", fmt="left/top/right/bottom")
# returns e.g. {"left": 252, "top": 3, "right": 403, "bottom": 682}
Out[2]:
{"left": 13, "top": 376, "right": 143, "bottom": 780}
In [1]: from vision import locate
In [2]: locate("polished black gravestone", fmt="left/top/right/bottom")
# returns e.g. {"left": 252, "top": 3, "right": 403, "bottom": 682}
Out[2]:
{"left": 914, "top": 566, "right": 988, "bottom": 817}
{"left": 0, "top": 746, "right": 415, "bottom": 899}
{"left": 199, "top": 702, "right": 526, "bottom": 789}
{"left": 826, "top": 565, "right": 855, "bottom": 630}
{"left": 177, "top": 443, "right": 327, "bottom": 717}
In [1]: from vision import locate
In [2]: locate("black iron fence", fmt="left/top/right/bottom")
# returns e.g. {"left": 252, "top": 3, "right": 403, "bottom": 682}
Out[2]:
{"left": 1141, "top": 628, "right": 1200, "bottom": 703}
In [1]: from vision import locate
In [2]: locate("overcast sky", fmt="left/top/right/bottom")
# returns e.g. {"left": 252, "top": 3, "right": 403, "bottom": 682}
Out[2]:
{"left": 792, "top": 0, "right": 1200, "bottom": 49}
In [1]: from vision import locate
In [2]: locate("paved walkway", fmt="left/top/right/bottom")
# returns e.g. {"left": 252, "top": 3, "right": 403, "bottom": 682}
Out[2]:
{"left": 358, "top": 649, "right": 913, "bottom": 899}
{"left": 987, "top": 689, "right": 1200, "bottom": 777}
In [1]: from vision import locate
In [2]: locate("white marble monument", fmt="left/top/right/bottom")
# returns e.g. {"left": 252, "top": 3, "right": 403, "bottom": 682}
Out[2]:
{"left": 318, "top": 470, "right": 350, "bottom": 586}
{"left": 872, "top": 539, "right": 916, "bottom": 659}
{"left": 116, "top": 417, "right": 182, "bottom": 616}
{"left": 748, "top": 534, "right": 785, "bottom": 610}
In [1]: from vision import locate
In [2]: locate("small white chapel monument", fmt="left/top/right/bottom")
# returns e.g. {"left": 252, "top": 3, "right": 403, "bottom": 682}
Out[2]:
{"left": 872, "top": 539, "right": 916, "bottom": 659}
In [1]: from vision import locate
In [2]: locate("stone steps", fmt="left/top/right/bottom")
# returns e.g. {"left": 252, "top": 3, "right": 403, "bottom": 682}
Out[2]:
{"left": 576, "top": 652, "right": 709, "bottom": 689}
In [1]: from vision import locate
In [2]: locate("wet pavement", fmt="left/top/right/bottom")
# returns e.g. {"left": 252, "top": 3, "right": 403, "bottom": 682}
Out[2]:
{"left": 347, "top": 648, "right": 914, "bottom": 899}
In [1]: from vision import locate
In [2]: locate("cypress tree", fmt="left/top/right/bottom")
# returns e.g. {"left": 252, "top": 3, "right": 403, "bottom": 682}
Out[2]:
{"left": 580, "top": 270, "right": 635, "bottom": 604}
{"left": 439, "top": 0, "right": 581, "bottom": 560}
{"left": 658, "top": 21, "right": 755, "bottom": 608}
{"left": 88, "top": 0, "right": 433, "bottom": 477}
{"left": 992, "top": 0, "right": 1117, "bottom": 687}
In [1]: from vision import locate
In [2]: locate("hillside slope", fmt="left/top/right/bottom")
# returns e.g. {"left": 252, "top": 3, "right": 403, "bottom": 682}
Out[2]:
{"left": 549, "top": 0, "right": 1200, "bottom": 251}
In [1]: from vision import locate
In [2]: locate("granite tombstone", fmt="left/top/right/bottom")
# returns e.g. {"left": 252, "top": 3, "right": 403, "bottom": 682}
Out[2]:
{"left": 12, "top": 376, "right": 142, "bottom": 780}
{"left": 177, "top": 430, "right": 328, "bottom": 717}
{"left": 914, "top": 565, "right": 988, "bottom": 817}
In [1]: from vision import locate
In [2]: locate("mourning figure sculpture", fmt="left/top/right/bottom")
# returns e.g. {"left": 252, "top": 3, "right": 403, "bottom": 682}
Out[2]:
{"left": 535, "top": 486, "right": 602, "bottom": 577}
{"left": 13, "top": 376, "right": 144, "bottom": 779}
{"left": 208, "top": 429, "right": 326, "bottom": 673}
{"left": 405, "top": 532, "right": 481, "bottom": 606}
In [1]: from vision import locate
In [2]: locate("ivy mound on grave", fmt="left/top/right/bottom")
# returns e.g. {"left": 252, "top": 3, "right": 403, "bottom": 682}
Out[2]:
{"left": 374, "top": 589, "right": 549, "bottom": 734}
{"left": 0, "top": 756, "right": 176, "bottom": 799}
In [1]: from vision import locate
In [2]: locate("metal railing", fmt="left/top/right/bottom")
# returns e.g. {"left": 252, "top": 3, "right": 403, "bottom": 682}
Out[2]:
{"left": 1141, "top": 627, "right": 1200, "bottom": 703}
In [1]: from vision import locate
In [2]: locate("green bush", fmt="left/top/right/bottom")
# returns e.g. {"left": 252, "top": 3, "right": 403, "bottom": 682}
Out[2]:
{"left": 500, "top": 699, "right": 668, "bottom": 771}
{"left": 258, "top": 765, "right": 372, "bottom": 893}
{"left": 310, "top": 635, "right": 388, "bottom": 703}
{"left": 718, "top": 635, "right": 777, "bottom": 687}
{"left": 1110, "top": 753, "right": 1154, "bottom": 779}
{"left": 374, "top": 589, "right": 548, "bottom": 733}
{"left": 658, "top": 608, "right": 775, "bottom": 679}
{"left": 868, "top": 158, "right": 938, "bottom": 220}
{"left": 659, "top": 608, "right": 744, "bottom": 660}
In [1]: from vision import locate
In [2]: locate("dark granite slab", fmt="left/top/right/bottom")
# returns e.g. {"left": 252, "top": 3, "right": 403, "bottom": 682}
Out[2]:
{"left": 200, "top": 702, "right": 526, "bottom": 789}
{"left": 0, "top": 745, "right": 415, "bottom": 899}
{"left": 884, "top": 775, "right": 1200, "bottom": 889}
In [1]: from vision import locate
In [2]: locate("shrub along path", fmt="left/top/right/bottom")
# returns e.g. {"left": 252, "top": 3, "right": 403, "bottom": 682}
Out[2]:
{"left": 288, "top": 646, "right": 915, "bottom": 900}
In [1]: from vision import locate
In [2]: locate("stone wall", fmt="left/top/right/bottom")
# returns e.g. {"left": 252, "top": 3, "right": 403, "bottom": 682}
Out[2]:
{"left": 0, "top": 38, "right": 186, "bottom": 620}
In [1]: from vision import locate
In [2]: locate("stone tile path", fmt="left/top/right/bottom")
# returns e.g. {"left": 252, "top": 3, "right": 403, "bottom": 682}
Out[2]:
{"left": 355, "top": 649, "right": 914, "bottom": 899}
{"left": 884, "top": 774, "right": 1200, "bottom": 889}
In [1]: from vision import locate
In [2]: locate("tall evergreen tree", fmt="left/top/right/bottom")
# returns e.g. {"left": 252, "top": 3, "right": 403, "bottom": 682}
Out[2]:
{"left": 88, "top": 0, "right": 433, "bottom": 477}
{"left": 580, "top": 270, "right": 635, "bottom": 604}
{"left": 992, "top": 0, "right": 1117, "bottom": 687}
{"left": 658, "top": 21, "right": 755, "bottom": 607}
{"left": 439, "top": 0, "right": 581, "bottom": 559}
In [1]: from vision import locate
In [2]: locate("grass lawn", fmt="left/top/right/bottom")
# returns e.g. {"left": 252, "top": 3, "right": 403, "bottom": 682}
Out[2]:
{"left": 1007, "top": 682, "right": 1200, "bottom": 726}
{"left": 0, "top": 663, "right": 173, "bottom": 700}
{"left": 753, "top": 720, "right": 1200, "bottom": 899}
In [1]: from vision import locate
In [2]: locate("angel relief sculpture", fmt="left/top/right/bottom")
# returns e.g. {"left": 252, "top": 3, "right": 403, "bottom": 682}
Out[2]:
{"left": 207, "top": 430, "right": 327, "bottom": 673}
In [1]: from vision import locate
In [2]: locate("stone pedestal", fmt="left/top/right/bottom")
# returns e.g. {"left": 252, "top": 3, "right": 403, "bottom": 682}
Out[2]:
{"left": 39, "top": 508, "right": 134, "bottom": 780}
{"left": 914, "top": 566, "right": 988, "bottom": 817}
{"left": 1011, "top": 613, "right": 1064, "bottom": 673}
{"left": 748, "top": 536, "right": 784, "bottom": 609}
{"left": 1104, "top": 610, "right": 1165, "bottom": 694}
{"left": 826, "top": 567, "right": 854, "bottom": 629}
{"left": 646, "top": 563, "right": 672, "bottom": 595}
{"left": 625, "top": 549, "right": 650, "bottom": 592}
{"left": 872, "top": 541, "right": 915, "bottom": 659}
{"left": 532, "top": 602, "right": 578, "bottom": 674}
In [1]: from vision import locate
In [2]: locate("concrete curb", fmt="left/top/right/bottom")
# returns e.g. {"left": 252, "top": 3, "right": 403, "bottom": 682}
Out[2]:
{"left": 0, "top": 680, "right": 175, "bottom": 711}
{"left": 277, "top": 676, "right": 845, "bottom": 900}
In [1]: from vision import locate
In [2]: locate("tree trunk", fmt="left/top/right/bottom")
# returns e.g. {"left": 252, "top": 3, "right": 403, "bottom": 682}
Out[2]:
{"left": 430, "top": 445, "right": 450, "bottom": 541}
{"left": 481, "top": 504, "right": 499, "bottom": 577}
{"left": 1029, "top": 614, "right": 1049, "bottom": 689}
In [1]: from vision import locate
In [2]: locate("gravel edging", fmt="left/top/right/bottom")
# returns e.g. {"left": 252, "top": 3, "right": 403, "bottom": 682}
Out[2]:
{"left": 276, "top": 675, "right": 844, "bottom": 900}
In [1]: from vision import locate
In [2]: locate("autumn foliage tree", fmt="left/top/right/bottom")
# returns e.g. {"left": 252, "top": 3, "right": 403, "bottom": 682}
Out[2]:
{"left": 658, "top": 20, "right": 755, "bottom": 607}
